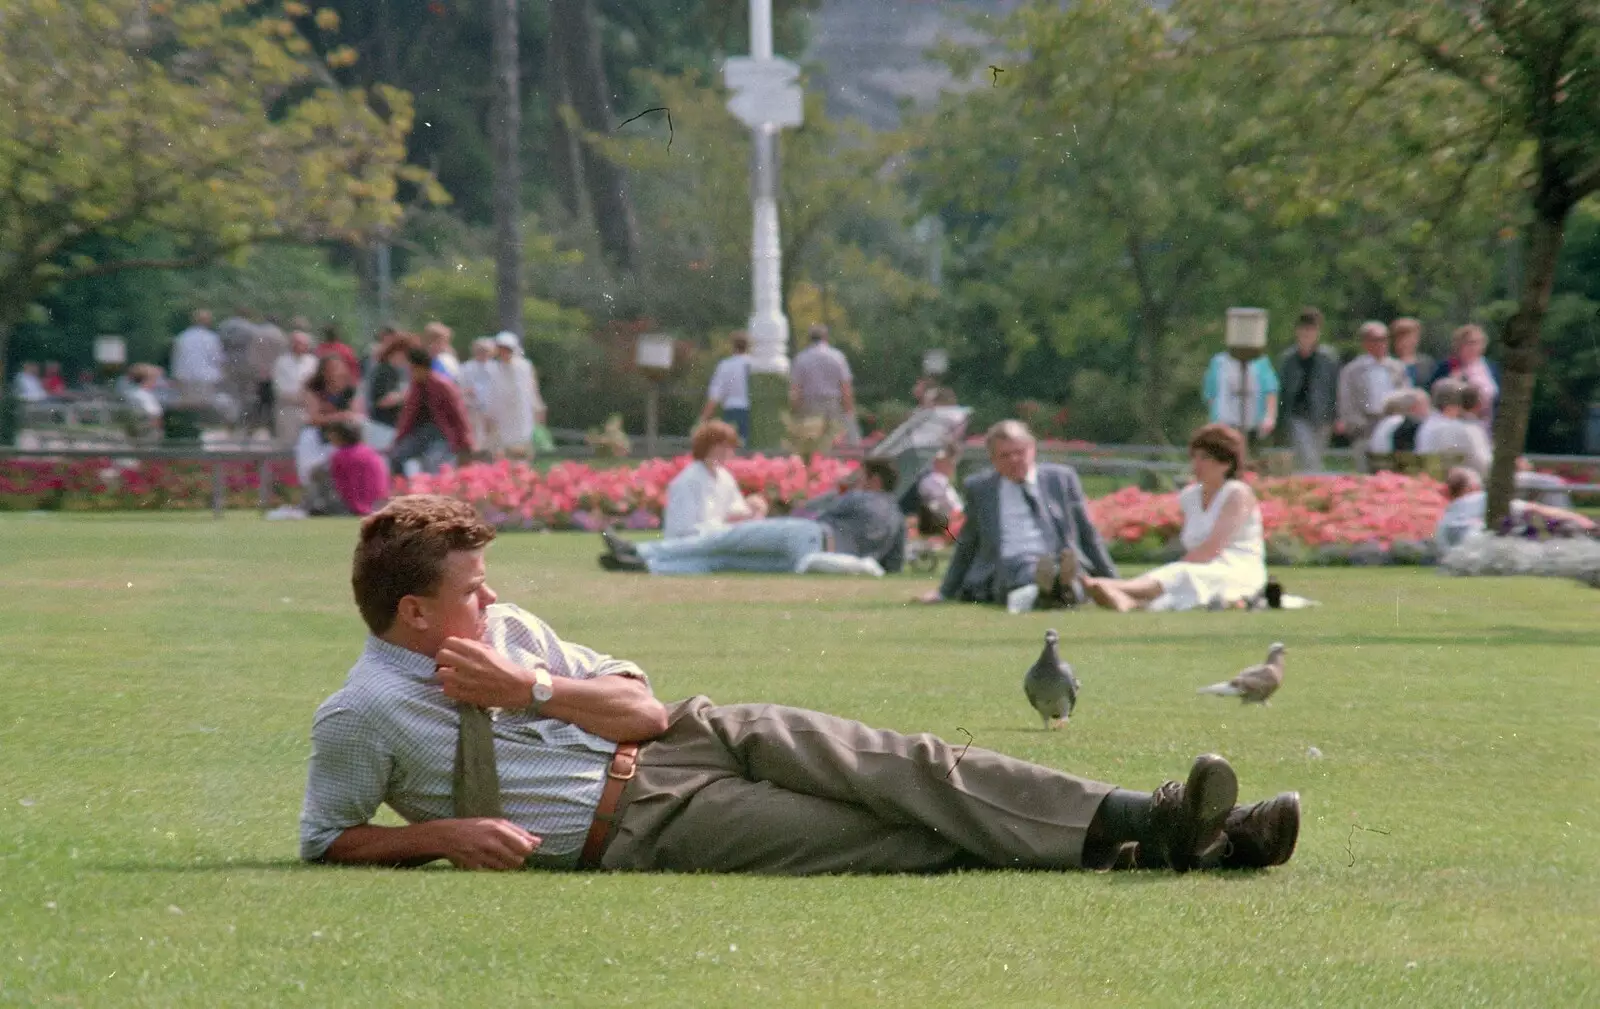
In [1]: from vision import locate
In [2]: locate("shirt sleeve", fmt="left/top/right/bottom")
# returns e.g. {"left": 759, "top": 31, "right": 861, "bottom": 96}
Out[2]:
{"left": 1257, "top": 358, "right": 1280, "bottom": 394}
{"left": 485, "top": 604, "right": 649, "bottom": 687}
{"left": 299, "top": 699, "right": 392, "bottom": 861}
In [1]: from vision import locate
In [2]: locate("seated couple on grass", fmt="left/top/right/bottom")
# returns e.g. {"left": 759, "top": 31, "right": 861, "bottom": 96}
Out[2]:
{"left": 917, "top": 420, "right": 1265, "bottom": 613}
{"left": 300, "top": 495, "right": 1300, "bottom": 875}
{"left": 597, "top": 420, "right": 905, "bottom": 577}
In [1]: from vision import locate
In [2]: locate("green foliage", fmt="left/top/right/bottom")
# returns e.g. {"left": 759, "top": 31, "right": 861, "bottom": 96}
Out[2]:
{"left": 0, "top": 0, "right": 439, "bottom": 374}
{"left": 396, "top": 258, "right": 590, "bottom": 346}
{"left": 913, "top": 0, "right": 1509, "bottom": 444}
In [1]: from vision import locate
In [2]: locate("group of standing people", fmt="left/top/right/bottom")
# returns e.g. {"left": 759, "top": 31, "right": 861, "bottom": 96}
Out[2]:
{"left": 167, "top": 307, "right": 547, "bottom": 517}
{"left": 1206, "top": 307, "right": 1499, "bottom": 474}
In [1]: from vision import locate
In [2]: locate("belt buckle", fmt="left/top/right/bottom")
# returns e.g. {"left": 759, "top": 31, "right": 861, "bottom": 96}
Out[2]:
{"left": 608, "top": 746, "right": 638, "bottom": 781}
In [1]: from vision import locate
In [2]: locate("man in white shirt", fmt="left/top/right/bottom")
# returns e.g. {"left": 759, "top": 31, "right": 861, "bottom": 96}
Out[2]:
{"left": 700, "top": 331, "right": 752, "bottom": 444}
{"left": 1335, "top": 321, "right": 1410, "bottom": 472}
{"left": 170, "top": 308, "right": 224, "bottom": 403}
{"left": 272, "top": 329, "right": 320, "bottom": 447}
{"left": 1416, "top": 380, "right": 1492, "bottom": 477}
{"left": 660, "top": 421, "right": 767, "bottom": 538}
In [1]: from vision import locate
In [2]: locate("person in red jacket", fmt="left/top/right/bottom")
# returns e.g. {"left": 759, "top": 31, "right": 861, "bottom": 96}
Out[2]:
{"left": 391, "top": 345, "right": 474, "bottom": 475}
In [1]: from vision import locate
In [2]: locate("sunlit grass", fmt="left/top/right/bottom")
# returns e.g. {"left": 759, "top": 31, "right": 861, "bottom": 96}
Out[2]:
{"left": 1, "top": 514, "right": 1596, "bottom": 1006}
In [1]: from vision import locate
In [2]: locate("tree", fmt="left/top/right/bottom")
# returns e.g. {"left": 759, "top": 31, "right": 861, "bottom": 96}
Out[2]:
{"left": 1184, "top": 0, "right": 1600, "bottom": 520}
{"left": 492, "top": 0, "right": 524, "bottom": 334}
{"left": 911, "top": 0, "right": 1505, "bottom": 442}
{"left": 0, "top": 0, "right": 439, "bottom": 381}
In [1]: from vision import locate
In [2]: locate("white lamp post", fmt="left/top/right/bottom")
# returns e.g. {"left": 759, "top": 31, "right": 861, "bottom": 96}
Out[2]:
{"left": 725, "top": 0, "right": 803, "bottom": 446}
{"left": 1225, "top": 307, "right": 1268, "bottom": 443}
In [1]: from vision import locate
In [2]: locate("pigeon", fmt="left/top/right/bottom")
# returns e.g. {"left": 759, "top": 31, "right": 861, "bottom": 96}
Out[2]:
{"left": 1198, "top": 643, "right": 1286, "bottom": 704}
{"left": 1023, "top": 629, "right": 1080, "bottom": 729}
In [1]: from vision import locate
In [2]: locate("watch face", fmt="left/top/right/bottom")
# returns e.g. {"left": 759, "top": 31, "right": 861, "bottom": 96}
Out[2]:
{"left": 534, "top": 682, "right": 554, "bottom": 702}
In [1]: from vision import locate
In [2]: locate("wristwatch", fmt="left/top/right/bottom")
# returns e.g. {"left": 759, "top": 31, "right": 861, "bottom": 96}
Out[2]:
{"left": 529, "top": 666, "right": 555, "bottom": 714}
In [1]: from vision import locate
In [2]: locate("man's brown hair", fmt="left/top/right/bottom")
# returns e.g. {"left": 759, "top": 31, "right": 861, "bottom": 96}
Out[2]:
{"left": 730, "top": 330, "right": 750, "bottom": 354}
{"left": 352, "top": 495, "right": 496, "bottom": 634}
{"left": 691, "top": 420, "right": 741, "bottom": 459}
{"left": 1295, "top": 307, "right": 1324, "bottom": 329}
{"left": 1189, "top": 422, "right": 1247, "bottom": 479}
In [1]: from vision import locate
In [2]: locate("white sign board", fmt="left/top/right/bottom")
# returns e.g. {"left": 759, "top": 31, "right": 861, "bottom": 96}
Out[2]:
{"left": 636, "top": 333, "right": 675, "bottom": 371}
{"left": 922, "top": 349, "right": 950, "bottom": 376}
{"left": 1225, "top": 307, "right": 1268, "bottom": 351}
{"left": 728, "top": 86, "right": 803, "bottom": 129}
{"left": 724, "top": 56, "right": 800, "bottom": 91}
{"left": 724, "top": 56, "right": 804, "bottom": 130}
{"left": 94, "top": 336, "right": 127, "bottom": 365}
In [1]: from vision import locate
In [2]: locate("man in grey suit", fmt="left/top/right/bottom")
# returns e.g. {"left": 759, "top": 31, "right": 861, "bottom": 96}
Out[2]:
{"left": 918, "top": 420, "right": 1117, "bottom": 612}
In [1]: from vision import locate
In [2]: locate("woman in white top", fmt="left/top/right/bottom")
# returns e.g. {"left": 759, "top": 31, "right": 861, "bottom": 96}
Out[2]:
{"left": 1084, "top": 424, "right": 1267, "bottom": 612}
{"left": 661, "top": 421, "right": 768, "bottom": 538}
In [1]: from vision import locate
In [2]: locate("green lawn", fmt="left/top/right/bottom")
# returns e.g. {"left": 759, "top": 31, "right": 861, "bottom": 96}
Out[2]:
{"left": 1, "top": 515, "right": 1596, "bottom": 1007}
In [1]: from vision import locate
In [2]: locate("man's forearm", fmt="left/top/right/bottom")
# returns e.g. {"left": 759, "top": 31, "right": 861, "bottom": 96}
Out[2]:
{"left": 540, "top": 675, "right": 668, "bottom": 742}
{"left": 321, "top": 822, "right": 456, "bottom": 867}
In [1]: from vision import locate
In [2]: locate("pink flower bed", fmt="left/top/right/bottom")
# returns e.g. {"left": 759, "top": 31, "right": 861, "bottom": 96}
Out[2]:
{"left": 395, "top": 455, "right": 860, "bottom": 531}
{"left": 0, "top": 458, "right": 299, "bottom": 511}
{"left": 1087, "top": 472, "right": 1450, "bottom": 551}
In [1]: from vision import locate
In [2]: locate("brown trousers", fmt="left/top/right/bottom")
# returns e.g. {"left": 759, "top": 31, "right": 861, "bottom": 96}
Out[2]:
{"left": 600, "top": 697, "right": 1114, "bottom": 875}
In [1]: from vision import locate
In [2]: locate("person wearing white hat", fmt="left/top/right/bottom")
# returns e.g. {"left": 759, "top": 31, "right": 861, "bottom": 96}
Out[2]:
{"left": 487, "top": 332, "right": 544, "bottom": 458}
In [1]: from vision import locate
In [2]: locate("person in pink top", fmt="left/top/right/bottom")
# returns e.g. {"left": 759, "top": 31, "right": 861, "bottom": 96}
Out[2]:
{"left": 323, "top": 420, "right": 392, "bottom": 516}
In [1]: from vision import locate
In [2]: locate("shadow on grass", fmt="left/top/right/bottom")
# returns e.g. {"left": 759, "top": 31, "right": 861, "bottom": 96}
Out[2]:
{"left": 98, "top": 858, "right": 314, "bottom": 873}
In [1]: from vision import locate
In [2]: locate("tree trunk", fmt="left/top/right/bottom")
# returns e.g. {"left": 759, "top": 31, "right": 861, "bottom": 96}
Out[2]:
{"left": 1487, "top": 203, "right": 1569, "bottom": 524}
{"left": 550, "top": 0, "right": 641, "bottom": 271}
{"left": 492, "top": 0, "right": 524, "bottom": 335}
{"left": 544, "top": 25, "right": 584, "bottom": 219}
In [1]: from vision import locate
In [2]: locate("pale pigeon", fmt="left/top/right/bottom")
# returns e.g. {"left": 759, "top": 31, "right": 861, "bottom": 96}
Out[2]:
{"left": 1198, "top": 643, "right": 1285, "bottom": 704}
{"left": 1023, "top": 629, "right": 1079, "bottom": 729}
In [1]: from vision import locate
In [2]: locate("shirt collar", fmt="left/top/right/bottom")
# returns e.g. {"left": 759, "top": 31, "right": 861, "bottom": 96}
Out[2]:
{"left": 1006, "top": 468, "right": 1039, "bottom": 489}
{"left": 363, "top": 635, "right": 438, "bottom": 681}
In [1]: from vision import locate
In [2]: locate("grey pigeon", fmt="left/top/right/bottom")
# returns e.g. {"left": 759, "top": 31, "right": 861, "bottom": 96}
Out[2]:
{"left": 1023, "top": 629, "right": 1079, "bottom": 729}
{"left": 1198, "top": 643, "right": 1286, "bottom": 704}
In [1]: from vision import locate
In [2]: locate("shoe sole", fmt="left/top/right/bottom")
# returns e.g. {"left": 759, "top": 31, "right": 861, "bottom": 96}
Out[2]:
{"left": 1265, "top": 791, "right": 1301, "bottom": 867}
{"left": 1174, "top": 754, "right": 1238, "bottom": 873}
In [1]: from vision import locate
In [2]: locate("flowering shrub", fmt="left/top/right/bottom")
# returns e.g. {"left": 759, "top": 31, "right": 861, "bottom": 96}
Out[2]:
{"left": 0, "top": 458, "right": 299, "bottom": 511}
{"left": 1087, "top": 473, "right": 1451, "bottom": 564}
{"left": 396, "top": 455, "right": 860, "bottom": 531}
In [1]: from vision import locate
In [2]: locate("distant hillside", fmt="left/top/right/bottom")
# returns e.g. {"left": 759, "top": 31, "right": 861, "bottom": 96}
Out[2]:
{"left": 802, "top": 0, "right": 1020, "bottom": 130}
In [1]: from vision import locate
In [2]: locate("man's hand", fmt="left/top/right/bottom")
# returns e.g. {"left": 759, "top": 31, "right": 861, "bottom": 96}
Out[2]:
{"left": 1333, "top": 420, "right": 1346, "bottom": 436}
{"left": 744, "top": 494, "right": 769, "bottom": 518}
{"left": 916, "top": 588, "right": 944, "bottom": 604}
{"left": 437, "top": 637, "right": 538, "bottom": 709}
{"left": 439, "top": 818, "right": 541, "bottom": 870}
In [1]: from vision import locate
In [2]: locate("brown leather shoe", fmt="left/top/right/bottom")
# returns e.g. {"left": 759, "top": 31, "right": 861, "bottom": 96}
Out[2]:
{"left": 1147, "top": 754, "right": 1238, "bottom": 873}
{"left": 1201, "top": 792, "right": 1301, "bottom": 869}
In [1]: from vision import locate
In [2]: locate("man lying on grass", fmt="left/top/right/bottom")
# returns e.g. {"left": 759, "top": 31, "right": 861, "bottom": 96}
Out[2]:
{"left": 300, "top": 495, "right": 1300, "bottom": 874}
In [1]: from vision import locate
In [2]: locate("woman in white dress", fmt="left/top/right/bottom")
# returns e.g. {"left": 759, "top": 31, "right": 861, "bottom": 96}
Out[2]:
{"left": 1083, "top": 424, "right": 1267, "bottom": 612}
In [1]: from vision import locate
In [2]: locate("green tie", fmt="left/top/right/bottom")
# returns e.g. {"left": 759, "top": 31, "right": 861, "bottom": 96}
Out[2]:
{"left": 453, "top": 704, "right": 504, "bottom": 818}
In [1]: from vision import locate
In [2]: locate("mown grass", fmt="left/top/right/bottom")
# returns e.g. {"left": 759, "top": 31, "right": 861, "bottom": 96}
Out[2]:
{"left": 0, "top": 514, "right": 1596, "bottom": 1007}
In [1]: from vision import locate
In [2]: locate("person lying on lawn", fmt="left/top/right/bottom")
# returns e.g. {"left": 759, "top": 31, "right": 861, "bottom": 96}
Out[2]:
{"left": 300, "top": 494, "right": 1299, "bottom": 874}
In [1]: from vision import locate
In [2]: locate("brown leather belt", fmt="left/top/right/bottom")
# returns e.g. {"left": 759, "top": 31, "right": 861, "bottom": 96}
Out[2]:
{"left": 579, "top": 742, "right": 639, "bottom": 868}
